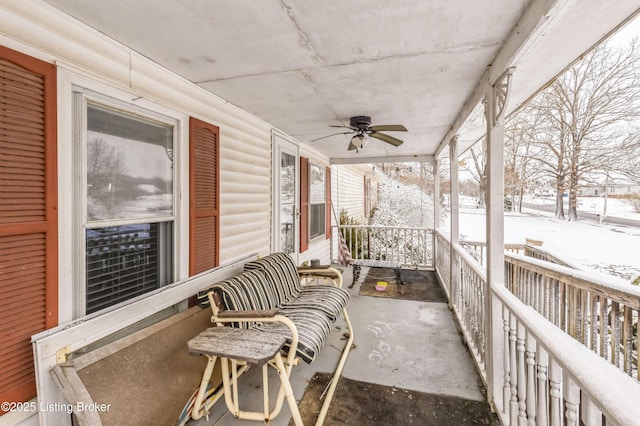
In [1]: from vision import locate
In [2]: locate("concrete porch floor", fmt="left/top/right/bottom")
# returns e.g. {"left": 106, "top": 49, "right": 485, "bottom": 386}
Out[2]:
{"left": 189, "top": 266, "right": 491, "bottom": 425}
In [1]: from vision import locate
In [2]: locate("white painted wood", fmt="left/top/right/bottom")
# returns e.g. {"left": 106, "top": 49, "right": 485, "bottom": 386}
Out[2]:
{"left": 32, "top": 254, "right": 254, "bottom": 426}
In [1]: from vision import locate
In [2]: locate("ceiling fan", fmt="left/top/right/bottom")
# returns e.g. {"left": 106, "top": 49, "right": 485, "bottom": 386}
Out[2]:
{"left": 311, "top": 116, "right": 407, "bottom": 151}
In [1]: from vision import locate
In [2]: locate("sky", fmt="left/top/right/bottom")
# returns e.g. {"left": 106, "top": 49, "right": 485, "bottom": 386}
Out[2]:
{"left": 608, "top": 14, "right": 640, "bottom": 48}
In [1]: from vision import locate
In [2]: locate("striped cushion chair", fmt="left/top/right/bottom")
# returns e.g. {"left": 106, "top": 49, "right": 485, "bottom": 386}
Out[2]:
{"left": 210, "top": 269, "right": 332, "bottom": 364}
{"left": 244, "top": 253, "right": 350, "bottom": 321}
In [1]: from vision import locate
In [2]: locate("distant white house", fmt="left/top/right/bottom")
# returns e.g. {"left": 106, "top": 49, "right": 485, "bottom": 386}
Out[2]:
{"left": 579, "top": 183, "right": 640, "bottom": 197}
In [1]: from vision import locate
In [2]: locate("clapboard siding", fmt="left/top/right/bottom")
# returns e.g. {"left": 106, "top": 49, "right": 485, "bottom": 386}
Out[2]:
{"left": 219, "top": 129, "right": 272, "bottom": 261}
{"left": 334, "top": 165, "right": 369, "bottom": 220}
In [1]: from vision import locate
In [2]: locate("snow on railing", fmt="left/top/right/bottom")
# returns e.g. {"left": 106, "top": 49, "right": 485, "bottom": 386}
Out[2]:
{"left": 335, "top": 225, "right": 433, "bottom": 268}
{"left": 458, "top": 240, "right": 525, "bottom": 266}
{"left": 435, "top": 229, "right": 640, "bottom": 425}
{"left": 505, "top": 252, "right": 640, "bottom": 380}
{"left": 492, "top": 283, "right": 640, "bottom": 425}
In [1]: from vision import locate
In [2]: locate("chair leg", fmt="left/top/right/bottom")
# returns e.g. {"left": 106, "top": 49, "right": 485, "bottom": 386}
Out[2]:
{"left": 273, "top": 353, "right": 303, "bottom": 426}
{"left": 315, "top": 307, "right": 354, "bottom": 426}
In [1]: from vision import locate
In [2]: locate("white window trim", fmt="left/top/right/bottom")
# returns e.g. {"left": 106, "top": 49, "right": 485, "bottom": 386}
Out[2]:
{"left": 309, "top": 162, "right": 326, "bottom": 241}
{"left": 57, "top": 68, "right": 189, "bottom": 322}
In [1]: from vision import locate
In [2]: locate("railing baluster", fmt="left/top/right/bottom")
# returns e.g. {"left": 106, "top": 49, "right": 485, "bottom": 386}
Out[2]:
{"left": 510, "top": 313, "right": 518, "bottom": 425}
{"left": 589, "top": 293, "right": 597, "bottom": 351}
{"left": 525, "top": 332, "right": 536, "bottom": 426}
{"left": 536, "top": 346, "right": 549, "bottom": 426}
{"left": 581, "top": 396, "right": 603, "bottom": 426}
{"left": 560, "top": 281, "right": 566, "bottom": 333}
{"left": 549, "top": 359, "right": 562, "bottom": 426}
{"left": 503, "top": 304, "right": 511, "bottom": 418}
{"left": 563, "top": 373, "right": 580, "bottom": 426}
{"left": 623, "top": 306, "right": 633, "bottom": 375}
{"left": 611, "top": 302, "right": 620, "bottom": 367}
{"left": 517, "top": 322, "right": 527, "bottom": 425}
{"left": 599, "top": 296, "right": 607, "bottom": 360}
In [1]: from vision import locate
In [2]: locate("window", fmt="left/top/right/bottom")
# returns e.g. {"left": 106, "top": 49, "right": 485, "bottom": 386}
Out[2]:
{"left": 78, "top": 96, "right": 176, "bottom": 315}
{"left": 309, "top": 164, "right": 325, "bottom": 239}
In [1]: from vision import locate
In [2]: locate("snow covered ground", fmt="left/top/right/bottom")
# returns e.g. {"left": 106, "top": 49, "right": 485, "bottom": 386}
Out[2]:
{"left": 449, "top": 196, "right": 640, "bottom": 282}
{"left": 523, "top": 195, "right": 640, "bottom": 221}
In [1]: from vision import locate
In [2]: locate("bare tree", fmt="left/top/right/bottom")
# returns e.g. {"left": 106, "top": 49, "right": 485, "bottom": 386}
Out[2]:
{"left": 505, "top": 112, "right": 545, "bottom": 212}
{"left": 513, "top": 39, "right": 640, "bottom": 220}
{"left": 460, "top": 139, "right": 487, "bottom": 208}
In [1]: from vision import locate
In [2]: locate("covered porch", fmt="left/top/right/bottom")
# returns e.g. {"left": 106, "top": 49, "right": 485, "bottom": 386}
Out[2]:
{"left": 190, "top": 264, "right": 495, "bottom": 425}
{"left": 2, "top": 1, "right": 640, "bottom": 425}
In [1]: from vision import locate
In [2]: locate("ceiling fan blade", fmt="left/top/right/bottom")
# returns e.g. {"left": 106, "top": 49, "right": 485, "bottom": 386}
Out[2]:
{"left": 329, "top": 125, "right": 356, "bottom": 129}
{"left": 370, "top": 131, "right": 404, "bottom": 147}
{"left": 369, "top": 124, "right": 407, "bottom": 132}
{"left": 310, "top": 130, "right": 354, "bottom": 142}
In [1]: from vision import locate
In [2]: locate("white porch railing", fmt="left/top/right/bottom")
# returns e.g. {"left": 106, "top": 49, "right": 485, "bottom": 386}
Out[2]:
{"left": 505, "top": 252, "right": 640, "bottom": 379}
{"left": 434, "top": 229, "right": 640, "bottom": 425}
{"left": 334, "top": 225, "right": 433, "bottom": 268}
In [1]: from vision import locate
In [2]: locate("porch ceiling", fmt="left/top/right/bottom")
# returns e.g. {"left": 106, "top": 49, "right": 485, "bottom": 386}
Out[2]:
{"left": 44, "top": 0, "right": 639, "bottom": 163}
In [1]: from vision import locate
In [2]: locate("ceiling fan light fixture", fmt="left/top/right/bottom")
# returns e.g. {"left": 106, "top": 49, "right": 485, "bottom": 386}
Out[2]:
{"left": 350, "top": 134, "right": 368, "bottom": 149}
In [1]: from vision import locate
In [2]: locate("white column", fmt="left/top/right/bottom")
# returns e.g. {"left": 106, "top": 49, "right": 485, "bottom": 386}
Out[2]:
{"left": 433, "top": 159, "right": 440, "bottom": 232}
{"left": 485, "top": 71, "right": 511, "bottom": 407}
{"left": 449, "top": 136, "right": 460, "bottom": 308}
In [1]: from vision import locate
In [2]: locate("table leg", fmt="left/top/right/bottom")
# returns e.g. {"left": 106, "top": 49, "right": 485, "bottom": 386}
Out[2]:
{"left": 350, "top": 264, "right": 361, "bottom": 289}
{"left": 395, "top": 267, "right": 404, "bottom": 285}
{"left": 191, "top": 355, "right": 217, "bottom": 420}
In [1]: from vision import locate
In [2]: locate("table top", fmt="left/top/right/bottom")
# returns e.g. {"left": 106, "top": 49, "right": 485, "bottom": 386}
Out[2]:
{"left": 188, "top": 327, "right": 286, "bottom": 367}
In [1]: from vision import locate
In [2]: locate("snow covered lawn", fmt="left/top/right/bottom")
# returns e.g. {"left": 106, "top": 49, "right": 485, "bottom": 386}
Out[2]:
{"left": 451, "top": 208, "right": 640, "bottom": 282}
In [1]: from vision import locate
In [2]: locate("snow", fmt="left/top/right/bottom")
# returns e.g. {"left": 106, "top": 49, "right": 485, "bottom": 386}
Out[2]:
{"left": 373, "top": 180, "right": 639, "bottom": 283}
{"left": 523, "top": 195, "right": 640, "bottom": 221}
{"left": 449, "top": 204, "right": 640, "bottom": 282}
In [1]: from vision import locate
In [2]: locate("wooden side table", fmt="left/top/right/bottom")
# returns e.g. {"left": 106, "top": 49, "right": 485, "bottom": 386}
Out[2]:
{"left": 188, "top": 326, "right": 303, "bottom": 425}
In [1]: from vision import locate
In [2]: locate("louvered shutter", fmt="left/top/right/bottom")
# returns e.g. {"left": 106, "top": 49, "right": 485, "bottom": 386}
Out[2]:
{"left": 299, "top": 156, "right": 309, "bottom": 252}
{"left": 189, "top": 117, "right": 220, "bottom": 275}
{"left": 0, "top": 46, "right": 57, "bottom": 408}
{"left": 325, "top": 166, "right": 331, "bottom": 239}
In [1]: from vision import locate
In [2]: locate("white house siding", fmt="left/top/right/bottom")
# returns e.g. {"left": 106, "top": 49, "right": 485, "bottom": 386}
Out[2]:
{"left": 334, "top": 164, "right": 373, "bottom": 221}
{"left": 219, "top": 127, "right": 272, "bottom": 262}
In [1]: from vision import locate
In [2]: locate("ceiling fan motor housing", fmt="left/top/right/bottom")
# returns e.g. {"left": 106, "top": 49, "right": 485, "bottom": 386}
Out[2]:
{"left": 349, "top": 115, "right": 372, "bottom": 130}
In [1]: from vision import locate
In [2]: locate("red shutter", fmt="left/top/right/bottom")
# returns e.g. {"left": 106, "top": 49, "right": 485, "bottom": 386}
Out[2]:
{"left": 189, "top": 117, "right": 220, "bottom": 275}
{"left": 299, "top": 156, "right": 309, "bottom": 252}
{"left": 0, "top": 46, "right": 58, "bottom": 409}
{"left": 325, "top": 166, "right": 331, "bottom": 239}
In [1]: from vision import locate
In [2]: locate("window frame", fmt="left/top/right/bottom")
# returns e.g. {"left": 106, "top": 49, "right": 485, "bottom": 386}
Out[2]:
{"left": 73, "top": 88, "right": 180, "bottom": 318}
{"left": 308, "top": 163, "right": 326, "bottom": 241}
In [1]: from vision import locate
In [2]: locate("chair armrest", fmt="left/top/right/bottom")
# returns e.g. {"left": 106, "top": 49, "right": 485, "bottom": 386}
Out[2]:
{"left": 217, "top": 309, "right": 279, "bottom": 319}
{"left": 298, "top": 265, "right": 332, "bottom": 271}
{"left": 297, "top": 266, "right": 344, "bottom": 288}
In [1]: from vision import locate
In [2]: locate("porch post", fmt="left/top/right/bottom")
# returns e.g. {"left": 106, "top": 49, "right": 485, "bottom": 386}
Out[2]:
{"left": 485, "top": 68, "right": 514, "bottom": 410}
{"left": 449, "top": 136, "right": 460, "bottom": 308}
{"left": 433, "top": 159, "right": 440, "bottom": 267}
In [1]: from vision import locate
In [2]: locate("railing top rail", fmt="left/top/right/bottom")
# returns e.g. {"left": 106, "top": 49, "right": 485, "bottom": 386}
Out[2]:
{"left": 336, "top": 225, "right": 433, "bottom": 231}
{"left": 493, "top": 283, "right": 640, "bottom": 424}
{"left": 506, "top": 251, "right": 640, "bottom": 302}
